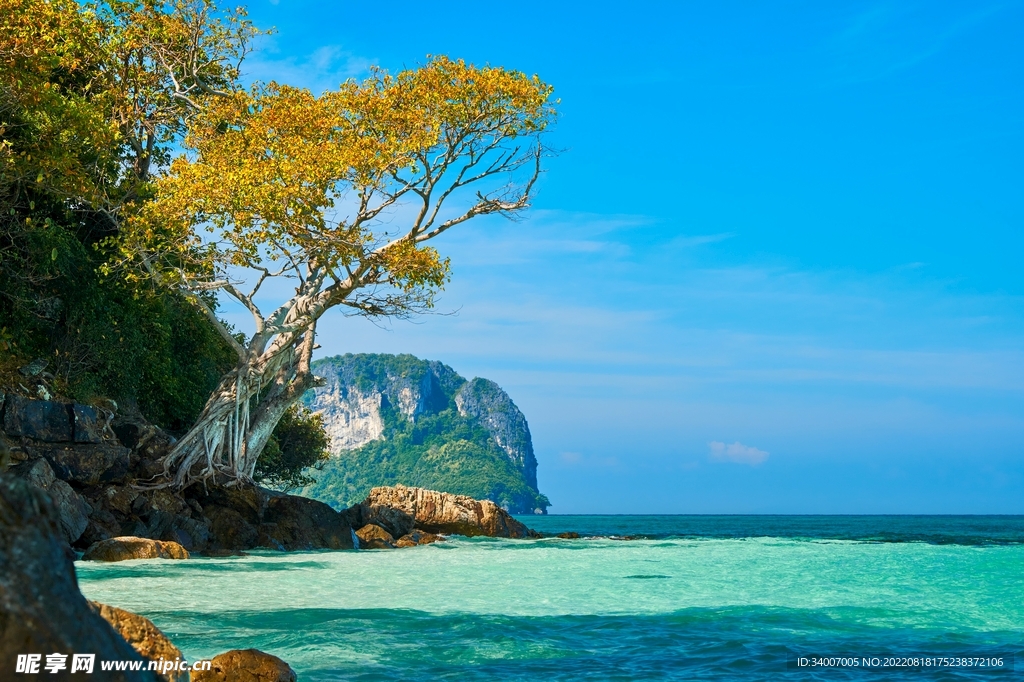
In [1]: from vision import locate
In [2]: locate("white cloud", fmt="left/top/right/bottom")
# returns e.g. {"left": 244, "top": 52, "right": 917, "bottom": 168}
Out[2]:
{"left": 708, "top": 441, "right": 769, "bottom": 465}
{"left": 243, "top": 39, "right": 374, "bottom": 94}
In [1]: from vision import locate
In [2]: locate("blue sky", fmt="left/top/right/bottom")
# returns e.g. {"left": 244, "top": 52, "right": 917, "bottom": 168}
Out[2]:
{"left": 230, "top": 0, "right": 1024, "bottom": 513}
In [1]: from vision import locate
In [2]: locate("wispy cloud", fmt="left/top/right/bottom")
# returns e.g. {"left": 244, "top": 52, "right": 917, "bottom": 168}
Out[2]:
{"left": 554, "top": 451, "right": 619, "bottom": 469}
{"left": 822, "top": 2, "right": 1009, "bottom": 84}
{"left": 243, "top": 39, "right": 374, "bottom": 93}
{"left": 708, "top": 441, "right": 769, "bottom": 465}
{"left": 666, "top": 233, "right": 735, "bottom": 249}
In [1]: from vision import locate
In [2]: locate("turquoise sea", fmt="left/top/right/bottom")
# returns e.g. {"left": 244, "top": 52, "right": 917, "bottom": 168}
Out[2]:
{"left": 77, "top": 516, "right": 1024, "bottom": 680}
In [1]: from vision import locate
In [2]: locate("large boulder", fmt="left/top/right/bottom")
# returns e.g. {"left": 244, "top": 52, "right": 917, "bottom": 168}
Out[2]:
{"left": 191, "top": 649, "right": 296, "bottom": 682}
{"left": 82, "top": 536, "right": 189, "bottom": 562}
{"left": 189, "top": 484, "right": 362, "bottom": 552}
{"left": 189, "top": 485, "right": 263, "bottom": 551}
{"left": 26, "top": 441, "right": 130, "bottom": 485}
{"left": 8, "top": 458, "right": 91, "bottom": 545}
{"left": 1, "top": 394, "right": 72, "bottom": 442}
{"left": 361, "top": 485, "right": 538, "bottom": 538}
{"left": 203, "top": 506, "right": 260, "bottom": 551}
{"left": 0, "top": 477, "right": 157, "bottom": 680}
{"left": 354, "top": 524, "right": 395, "bottom": 549}
{"left": 90, "top": 602, "right": 186, "bottom": 682}
{"left": 259, "top": 492, "right": 355, "bottom": 550}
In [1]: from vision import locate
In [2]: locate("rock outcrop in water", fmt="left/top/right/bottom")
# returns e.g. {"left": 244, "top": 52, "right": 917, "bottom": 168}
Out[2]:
{"left": 361, "top": 485, "right": 540, "bottom": 539}
{"left": 82, "top": 536, "right": 190, "bottom": 562}
{"left": 302, "top": 354, "right": 549, "bottom": 514}
{"left": 192, "top": 649, "right": 297, "bottom": 682}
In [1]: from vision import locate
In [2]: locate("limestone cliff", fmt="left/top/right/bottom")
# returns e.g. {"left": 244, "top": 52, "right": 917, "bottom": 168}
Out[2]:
{"left": 301, "top": 354, "right": 548, "bottom": 514}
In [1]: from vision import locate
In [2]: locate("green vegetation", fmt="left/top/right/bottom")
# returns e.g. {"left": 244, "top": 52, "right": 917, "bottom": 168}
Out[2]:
{"left": 254, "top": 405, "right": 330, "bottom": 490}
{"left": 1, "top": 0, "right": 243, "bottom": 428}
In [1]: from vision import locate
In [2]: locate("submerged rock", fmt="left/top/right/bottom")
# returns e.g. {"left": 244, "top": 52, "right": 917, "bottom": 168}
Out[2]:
{"left": 362, "top": 485, "right": 539, "bottom": 538}
{"left": 90, "top": 602, "right": 186, "bottom": 682}
{"left": 82, "top": 536, "right": 189, "bottom": 562}
{"left": 0, "top": 477, "right": 156, "bottom": 680}
{"left": 355, "top": 523, "right": 395, "bottom": 549}
{"left": 395, "top": 529, "right": 443, "bottom": 547}
{"left": 191, "top": 649, "right": 296, "bottom": 682}
{"left": 556, "top": 532, "right": 581, "bottom": 539}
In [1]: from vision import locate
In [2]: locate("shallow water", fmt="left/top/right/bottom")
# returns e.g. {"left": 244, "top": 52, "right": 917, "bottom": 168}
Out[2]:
{"left": 77, "top": 516, "right": 1024, "bottom": 680}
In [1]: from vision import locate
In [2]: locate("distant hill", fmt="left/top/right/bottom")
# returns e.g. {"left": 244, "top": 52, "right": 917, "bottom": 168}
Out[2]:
{"left": 299, "top": 354, "right": 549, "bottom": 514}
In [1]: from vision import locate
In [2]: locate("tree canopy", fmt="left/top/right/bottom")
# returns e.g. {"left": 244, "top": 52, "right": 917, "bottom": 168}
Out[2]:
{"left": 0, "top": 0, "right": 257, "bottom": 425}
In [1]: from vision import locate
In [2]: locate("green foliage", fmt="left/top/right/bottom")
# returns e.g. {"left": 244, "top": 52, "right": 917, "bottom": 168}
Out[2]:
{"left": 0, "top": 207, "right": 237, "bottom": 430}
{"left": 300, "top": 399, "right": 549, "bottom": 514}
{"left": 255, "top": 405, "right": 330, "bottom": 490}
{"left": 0, "top": 0, "right": 247, "bottom": 430}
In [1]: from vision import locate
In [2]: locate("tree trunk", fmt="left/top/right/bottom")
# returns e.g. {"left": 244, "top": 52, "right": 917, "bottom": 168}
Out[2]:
{"left": 149, "top": 325, "right": 320, "bottom": 489}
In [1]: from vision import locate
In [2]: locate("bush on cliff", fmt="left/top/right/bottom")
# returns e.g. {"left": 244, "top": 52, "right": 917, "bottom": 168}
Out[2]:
{"left": 254, "top": 406, "right": 330, "bottom": 490}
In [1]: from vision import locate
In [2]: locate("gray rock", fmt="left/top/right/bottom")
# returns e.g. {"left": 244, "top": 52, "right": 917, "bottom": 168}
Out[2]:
{"left": 0, "top": 477, "right": 157, "bottom": 680}
{"left": 27, "top": 441, "right": 130, "bottom": 485}
{"left": 2, "top": 394, "right": 72, "bottom": 442}
{"left": 259, "top": 493, "right": 356, "bottom": 550}
{"left": 8, "top": 458, "right": 91, "bottom": 545}
{"left": 72, "top": 404, "right": 106, "bottom": 443}
{"left": 17, "top": 358, "right": 48, "bottom": 377}
{"left": 166, "top": 514, "right": 210, "bottom": 550}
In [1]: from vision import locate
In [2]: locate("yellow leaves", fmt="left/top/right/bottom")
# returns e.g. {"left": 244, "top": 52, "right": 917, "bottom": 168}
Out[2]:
{"left": 377, "top": 239, "right": 450, "bottom": 293}
{"left": 125, "top": 54, "right": 555, "bottom": 313}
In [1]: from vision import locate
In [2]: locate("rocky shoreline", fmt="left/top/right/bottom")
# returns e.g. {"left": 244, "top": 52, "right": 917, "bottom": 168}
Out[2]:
{"left": 0, "top": 394, "right": 538, "bottom": 558}
{"left": 0, "top": 394, "right": 549, "bottom": 678}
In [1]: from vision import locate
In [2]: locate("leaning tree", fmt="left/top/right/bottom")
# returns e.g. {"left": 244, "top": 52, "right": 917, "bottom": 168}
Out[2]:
{"left": 117, "top": 56, "right": 557, "bottom": 488}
